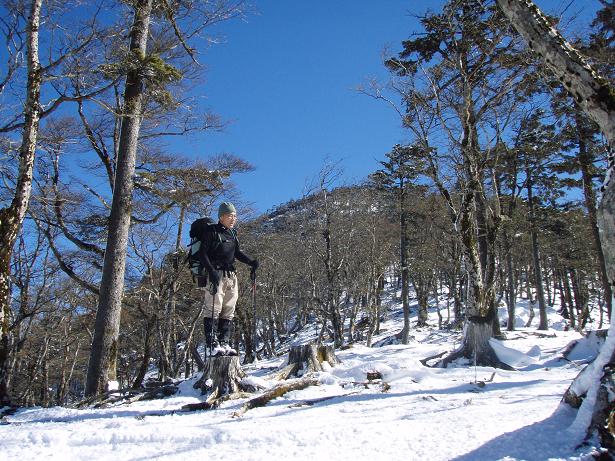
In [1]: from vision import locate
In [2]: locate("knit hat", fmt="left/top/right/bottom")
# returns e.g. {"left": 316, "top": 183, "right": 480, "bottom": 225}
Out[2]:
{"left": 218, "top": 201, "right": 236, "bottom": 218}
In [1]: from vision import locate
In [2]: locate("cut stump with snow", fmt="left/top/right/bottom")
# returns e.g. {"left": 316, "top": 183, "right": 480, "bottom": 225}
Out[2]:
{"left": 436, "top": 317, "right": 515, "bottom": 370}
{"left": 193, "top": 356, "right": 246, "bottom": 396}
{"left": 286, "top": 344, "right": 340, "bottom": 378}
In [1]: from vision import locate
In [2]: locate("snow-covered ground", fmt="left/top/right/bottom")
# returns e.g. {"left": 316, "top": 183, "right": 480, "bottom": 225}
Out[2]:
{"left": 0, "top": 298, "right": 608, "bottom": 461}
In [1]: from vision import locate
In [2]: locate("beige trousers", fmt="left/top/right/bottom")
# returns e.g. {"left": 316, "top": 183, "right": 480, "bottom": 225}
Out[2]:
{"left": 202, "top": 272, "right": 239, "bottom": 320}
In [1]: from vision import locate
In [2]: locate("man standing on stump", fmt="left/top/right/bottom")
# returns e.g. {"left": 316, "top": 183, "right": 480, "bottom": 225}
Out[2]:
{"left": 199, "top": 202, "right": 258, "bottom": 356}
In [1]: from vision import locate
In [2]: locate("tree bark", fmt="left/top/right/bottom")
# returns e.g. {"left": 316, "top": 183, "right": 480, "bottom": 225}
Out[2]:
{"left": 0, "top": 0, "right": 43, "bottom": 407}
{"left": 85, "top": 0, "right": 154, "bottom": 396}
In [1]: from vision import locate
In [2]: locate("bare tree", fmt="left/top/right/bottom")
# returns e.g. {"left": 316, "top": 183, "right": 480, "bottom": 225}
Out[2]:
{"left": 376, "top": 0, "right": 529, "bottom": 367}
{"left": 0, "top": 0, "right": 111, "bottom": 405}
{"left": 85, "top": 0, "right": 248, "bottom": 396}
{"left": 0, "top": 0, "right": 43, "bottom": 406}
{"left": 371, "top": 145, "right": 424, "bottom": 343}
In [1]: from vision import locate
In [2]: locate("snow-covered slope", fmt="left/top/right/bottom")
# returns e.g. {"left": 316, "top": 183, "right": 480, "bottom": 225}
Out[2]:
{"left": 0, "top": 300, "right": 606, "bottom": 461}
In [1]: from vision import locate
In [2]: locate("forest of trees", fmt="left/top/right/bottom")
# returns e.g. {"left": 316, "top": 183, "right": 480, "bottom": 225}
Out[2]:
{"left": 0, "top": 0, "right": 614, "bottom": 443}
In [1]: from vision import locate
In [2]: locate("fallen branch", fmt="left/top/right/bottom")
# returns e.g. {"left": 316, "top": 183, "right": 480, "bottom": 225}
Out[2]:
{"left": 287, "top": 390, "right": 362, "bottom": 408}
{"left": 134, "top": 389, "right": 255, "bottom": 419}
{"left": 474, "top": 372, "right": 496, "bottom": 388}
{"left": 420, "top": 351, "right": 447, "bottom": 367}
{"left": 74, "top": 383, "right": 179, "bottom": 409}
{"left": 233, "top": 376, "right": 319, "bottom": 418}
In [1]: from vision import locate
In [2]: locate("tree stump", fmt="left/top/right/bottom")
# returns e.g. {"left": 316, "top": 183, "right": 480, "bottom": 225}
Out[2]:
{"left": 436, "top": 317, "right": 515, "bottom": 370}
{"left": 286, "top": 344, "right": 340, "bottom": 378}
{"left": 193, "top": 356, "right": 246, "bottom": 396}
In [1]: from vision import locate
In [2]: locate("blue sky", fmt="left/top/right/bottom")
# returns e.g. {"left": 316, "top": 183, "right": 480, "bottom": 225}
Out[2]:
{"left": 178, "top": 0, "right": 598, "bottom": 215}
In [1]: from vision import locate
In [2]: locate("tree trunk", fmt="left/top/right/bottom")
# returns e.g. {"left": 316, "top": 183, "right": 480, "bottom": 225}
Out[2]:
{"left": 505, "top": 232, "right": 516, "bottom": 331}
{"left": 413, "top": 278, "right": 429, "bottom": 327}
{"left": 563, "top": 270, "right": 576, "bottom": 329}
{"left": 570, "top": 268, "right": 590, "bottom": 330}
{"left": 161, "top": 206, "right": 186, "bottom": 380}
{"left": 57, "top": 339, "right": 80, "bottom": 405}
{"left": 0, "top": 0, "right": 43, "bottom": 407}
{"left": 171, "top": 304, "right": 205, "bottom": 377}
{"left": 321, "top": 188, "right": 343, "bottom": 348}
{"left": 132, "top": 316, "right": 154, "bottom": 389}
{"left": 400, "top": 184, "right": 411, "bottom": 343}
{"left": 525, "top": 298, "right": 535, "bottom": 328}
{"left": 452, "top": 184, "right": 503, "bottom": 367}
{"left": 190, "top": 344, "right": 205, "bottom": 371}
{"left": 453, "top": 276, "right": 463, "bottom": 327}
{"left": 544, "top": 266, "right": 552, "bottom": 306}
{"left": 576, "top": 109, "right": 612, "bottom": 318}
{"left": 525, "top": 162, "right": 548, "bottom": 330}
{"left": 85, "top": 0, "right": 154, "bottom": 396}
{"left": 557, "top": 269, "right": 570, "bottom": 320}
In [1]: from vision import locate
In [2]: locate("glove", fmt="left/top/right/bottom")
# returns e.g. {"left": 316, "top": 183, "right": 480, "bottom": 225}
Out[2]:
{"left": 250, "top": 259, "right": 258, "bottom": 281}
{"left": 208, "top": 270, "right": 221, "bottom": 289}
{"left": 196, "top": 275, "right": 208, "bottom": 288}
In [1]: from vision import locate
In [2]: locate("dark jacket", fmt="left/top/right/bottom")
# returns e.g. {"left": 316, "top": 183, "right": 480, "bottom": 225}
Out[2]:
{"left": 197, "top": 222, "right": 253, "bottom": 275}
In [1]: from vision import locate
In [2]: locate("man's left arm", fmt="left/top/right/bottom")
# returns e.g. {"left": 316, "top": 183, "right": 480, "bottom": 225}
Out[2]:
{"left": 234, "top": 237, "right": 258, "bottom": 269}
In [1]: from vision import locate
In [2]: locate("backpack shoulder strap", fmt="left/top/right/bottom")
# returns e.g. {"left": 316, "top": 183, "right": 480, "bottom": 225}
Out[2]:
{"left": 230, "top": 227, "right": 238, "bottom": 242}
{"left": 202, "top": 223, "right": 222, "bottom": 253}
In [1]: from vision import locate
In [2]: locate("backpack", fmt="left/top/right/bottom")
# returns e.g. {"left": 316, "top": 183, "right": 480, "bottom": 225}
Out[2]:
{"left": 187, "top": 217, "right": 216, "bottom": 282}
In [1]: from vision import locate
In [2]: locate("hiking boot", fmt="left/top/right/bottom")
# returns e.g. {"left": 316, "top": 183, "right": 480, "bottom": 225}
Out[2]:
{"left": 207, "top": 340, "right": 227, "bottom": 357}
{"left": 217, "top": 318, "right": 238, "bottom": 356}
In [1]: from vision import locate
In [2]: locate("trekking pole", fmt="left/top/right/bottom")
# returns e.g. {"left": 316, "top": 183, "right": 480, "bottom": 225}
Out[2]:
{"left": 251, "top": 268, "right": 257, "bottom": 359}
{"left": 209, "top": 280, "right": 217, "bottom": 359}
{"left": 203, "top": 280, "right": 217, "bottom": 390}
